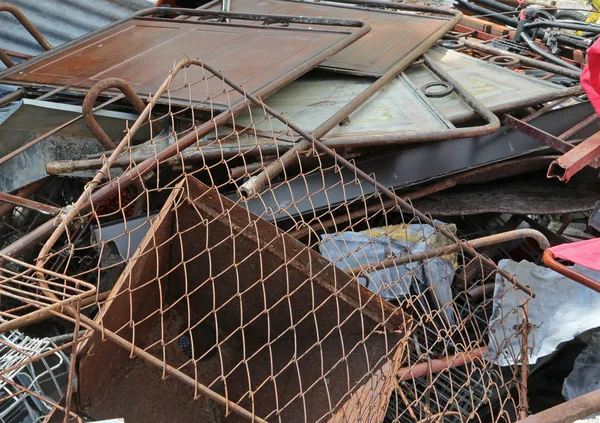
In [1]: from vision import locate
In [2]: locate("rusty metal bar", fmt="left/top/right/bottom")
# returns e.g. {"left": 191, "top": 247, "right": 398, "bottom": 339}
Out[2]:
{"left": 45, "top": 143, "right": 292, "bottom": 175}
{"left": 501, "top": 114, "right": 600, "bottom": 169}
{"left": 543, "top": 250, "right": 600, "bottom": 292}
{"left": 0, "top": 48, "right": 14, "bottom": 68}
{"left": 0, "top": 3, "right": 52, "bottom": 51}
{"left": 347, "top": 229, "right": 550, "bottom": 275}
{"left": 82, "top": 77, "right": 162, "bottom": 150}
{"left": 516, "top": 384, "right": 600, "bottom": 423}
{"left": 0, "top": 178, "right": 47, "bottom": 220}
{"left": 0, "top": 191, "right": 60, "bottom": 216}
{"left": 558, "top": 113, "right": 598, "bottom": 140}
{"left": 397, "top": 347, "right": 488, "bottom": 381}
{"left": 459, "top": 37, "right": 582, "bottom": 80}
{"left": 548, "top": 131, "right": 600, "bottom": 181}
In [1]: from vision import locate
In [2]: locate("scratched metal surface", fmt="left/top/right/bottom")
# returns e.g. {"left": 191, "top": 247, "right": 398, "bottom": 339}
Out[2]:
{"left": 204, "top": 0, "right": 454, "bottom": 76}
{"left": 0, "top": 17, "right": 355, "bottom": 110}
{"left": 405, "top": 47, "right": 567, "bottom": 122}
{"left": 232, "top": 72, "right": 453, "bottom": 137}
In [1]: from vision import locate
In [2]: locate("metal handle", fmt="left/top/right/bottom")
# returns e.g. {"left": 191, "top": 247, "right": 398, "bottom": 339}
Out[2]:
{"left": 82, "top": 78, "right": 161, "bottom": 150}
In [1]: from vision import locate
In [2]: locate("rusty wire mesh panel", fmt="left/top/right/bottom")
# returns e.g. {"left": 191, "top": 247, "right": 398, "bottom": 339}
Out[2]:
{"left": 11, "top": 58, "right": 536, "bottom": 423}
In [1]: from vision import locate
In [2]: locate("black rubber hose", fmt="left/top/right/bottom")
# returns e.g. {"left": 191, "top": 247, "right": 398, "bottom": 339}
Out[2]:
{"left": 469, "top": 0, "right": 515, "bottom": 12}
{"left": 454, "top": 0, "right": 519, "bottom": 26}
{"left": 521, "top": 32, "right": 582, "bottom": 71}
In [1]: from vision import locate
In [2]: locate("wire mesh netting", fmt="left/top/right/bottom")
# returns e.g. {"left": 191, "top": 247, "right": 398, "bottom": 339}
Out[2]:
{"left": 2, "top": 58, "right": 534, "bottom": 422}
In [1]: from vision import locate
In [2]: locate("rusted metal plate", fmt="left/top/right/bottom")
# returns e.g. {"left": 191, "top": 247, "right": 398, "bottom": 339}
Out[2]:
{"left": 405, "top": 47, "right": 568, "bottom": 122}
{"left": 0, "top": 17, "right": 358, "bottom": 110}
{"left": 204, "top": 0, "right": 456, "bottom": 76}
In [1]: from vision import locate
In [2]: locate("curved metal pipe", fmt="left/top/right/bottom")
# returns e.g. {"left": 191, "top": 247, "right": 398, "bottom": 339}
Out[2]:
{"left": 0, "top": 3, "right": 52, "bottom": 51}
{"left": 520, "top": 33, "right": 581, "bottom": 72}
{"left": 82, "top": 78, "right": 161, "bottom": 150}
{"left": 543, "top": 250, "right": 600, "bottom": 292}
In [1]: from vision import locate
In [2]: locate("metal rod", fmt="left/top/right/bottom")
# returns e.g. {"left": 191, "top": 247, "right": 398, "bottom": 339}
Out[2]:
{"left": 0, "top": 178, "right": 48, "bottom": 220}
{"left": 0, "top": 49, "right": 14, "bottom": 68}
{"left": 0, "top": 87, "right": 24, "bottom": 108}
{"left": 460, "top": 37, "right": 581, "bottom": 79}
{"left": 548, "top": 130, "right": 600, "bottom": 181}
{"left": 320, "top": 54, "right": 500, "bottom": 148}
{"left": 397, "top": 347, "right": 488, "bottom": 380}
{"left": 0, "top": 3, "right": 52, "bottom": 51}
{"left": 347, "top": 229, "right": 549, "bottom": 275}
{"left": 543, "top": 250, "right": 600, "bottom": 292}
{"left": 82, "top": 77, "right": 162, "bottom": 150}
{"left": 0, "top": 192, "right": 60, "bottom": 216}
{"left": 558, "top": 113, "right": 599, "bottom": 140}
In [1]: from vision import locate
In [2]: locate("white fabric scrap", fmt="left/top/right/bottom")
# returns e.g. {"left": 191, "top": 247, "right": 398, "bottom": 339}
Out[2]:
{"left": 488, "top": 259, "right": 600, "bottom": 366}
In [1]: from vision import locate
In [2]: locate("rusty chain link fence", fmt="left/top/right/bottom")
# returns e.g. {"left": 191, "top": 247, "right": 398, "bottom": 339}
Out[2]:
{"left": 0, "top": 58, "right": 535, "bottom": 422}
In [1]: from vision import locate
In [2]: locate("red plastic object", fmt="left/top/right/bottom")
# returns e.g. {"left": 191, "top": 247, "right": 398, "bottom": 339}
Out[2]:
{"left": 581, "top": 39, "right": 600, "bottom": 116}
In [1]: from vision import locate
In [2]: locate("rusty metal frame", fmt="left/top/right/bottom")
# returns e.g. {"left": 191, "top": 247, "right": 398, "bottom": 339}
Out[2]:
{"left": 543, "top": 250, "right": 600, "bottom": 293}
{"left": 82, "top": 78, "right": 162, "bottom": 150}
{"left": 0, "top": 8, "right": 371, "bottom": 111}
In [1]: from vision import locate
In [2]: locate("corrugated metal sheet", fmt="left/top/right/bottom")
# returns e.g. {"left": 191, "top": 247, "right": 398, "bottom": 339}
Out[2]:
{"left": 0, "top": 0, "right": 153, "bottom": 68}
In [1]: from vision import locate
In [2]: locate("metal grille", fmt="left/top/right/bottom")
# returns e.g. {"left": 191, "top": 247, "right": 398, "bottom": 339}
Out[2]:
{"left": 6, "top": 58, "right": 535, "bottom": 422}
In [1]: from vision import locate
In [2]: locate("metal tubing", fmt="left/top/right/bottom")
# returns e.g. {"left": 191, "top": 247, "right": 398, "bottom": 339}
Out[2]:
{"left": 454, "top": 0, "right": 519, "bottom": 26}
{"left": 460, "top": 38, "right": 582, "bottom": 79}
{"left": 347, "top": 229, "right": 550, "bottom": 275}
{"left": 321, "top": 54, "right": 500, "bottom": 148}
{"left": 82, "top": 78, "right": 161, "bottom": 150}
{"left": 548, "top": 131, "right": 600, "bottom": 181}
{"left": 46, "top": 143, "right": 292, "bottom": 174}
{"left": 0, "top": 49, "right": 14, "bottom": 68}
{"left": 520, "top": 33, "right": 581, "bottom": 72}
{"left": 0, "top": 192, "right": 60, "bottom": 216}
{"left": 0, "top": 4, "right": 52, "bottom": 51}
{"left": 397, "top": 347, "right": 488, "bottom": 380}
{"left": 516, "top": 387, "right": 600, "bottom": 423}
{"left": 0, "top": 87, "right": 24, "bottom": 108}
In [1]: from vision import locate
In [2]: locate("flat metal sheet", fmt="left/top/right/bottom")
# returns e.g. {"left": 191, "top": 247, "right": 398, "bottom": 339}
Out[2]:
{"left": 405, "top": 47, "right": 567, "bottom": 122}
{"left": 238, "top": 101, "right": 598, "bottom": 221}
{"left": 234, "top": 72, "right": 452, "bottom": 137}
{"left": 205, "top": 0, "right": 455, "bottom": 76}
{"left": 0, "top": 18, "right": 356, "bottom": 110}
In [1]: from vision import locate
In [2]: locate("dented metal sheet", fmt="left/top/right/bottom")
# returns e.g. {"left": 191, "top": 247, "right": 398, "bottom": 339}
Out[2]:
{"left": 234, "top": 72, "right": 453, "bottom": 137}
{"left": 205, "top": 0, "right": 457, "bottom": 76}
{"left": 0, "top": 15, "right": 360, "bottom": 110}
{"left": 405, "top": 47, "right": 567, "bottom": 122}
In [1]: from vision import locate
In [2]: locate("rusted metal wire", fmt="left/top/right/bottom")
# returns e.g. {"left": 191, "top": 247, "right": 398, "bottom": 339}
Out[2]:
{"left": 397, "top": 347, "right": 488, "bottom": 381}
{"left": 0, "top": 3, "right": 52, "bottom": 52}
{"left": 82, "top": 77, "right": 162, "bottom": 150}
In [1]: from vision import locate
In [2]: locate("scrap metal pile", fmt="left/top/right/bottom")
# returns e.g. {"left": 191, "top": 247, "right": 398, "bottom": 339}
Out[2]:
{"left": 0, "top": 0, "right": 600, "bottom": 422}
